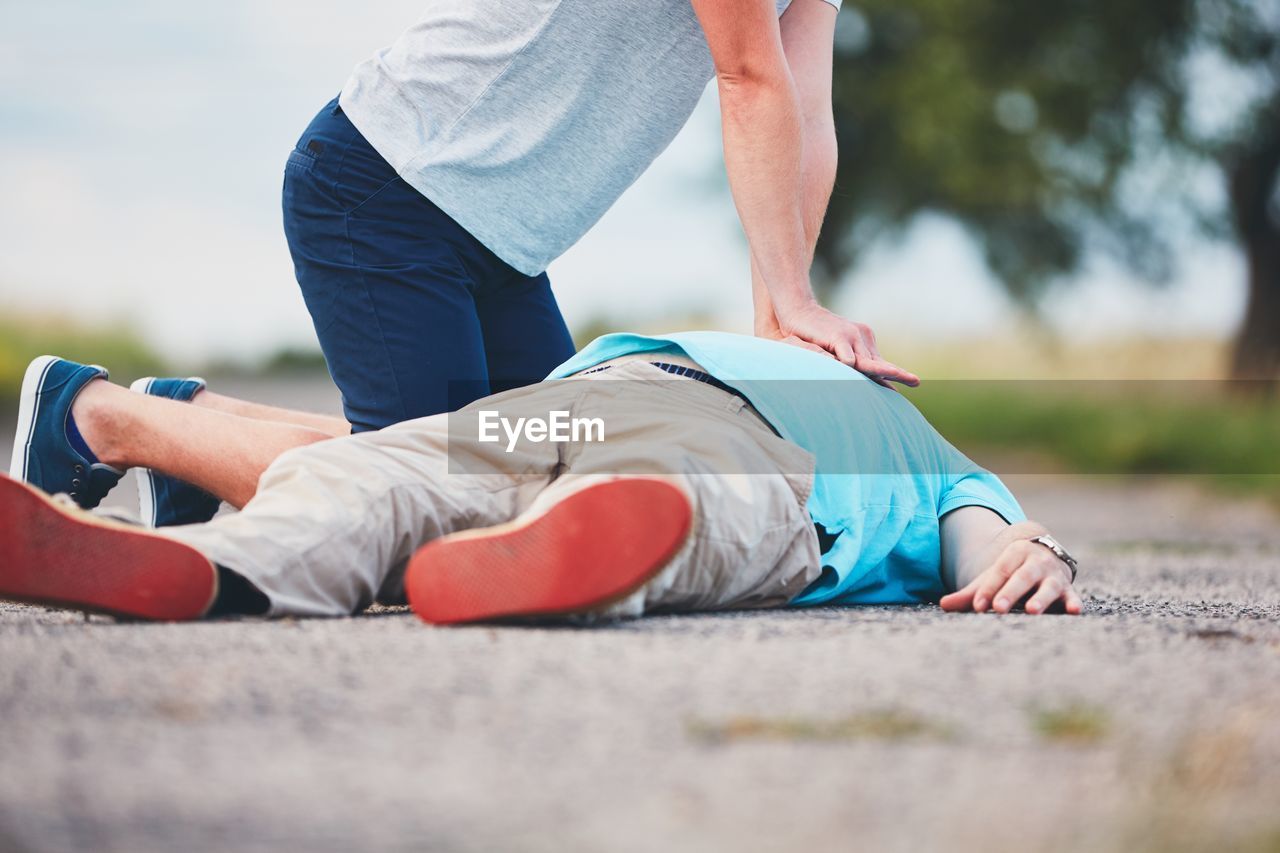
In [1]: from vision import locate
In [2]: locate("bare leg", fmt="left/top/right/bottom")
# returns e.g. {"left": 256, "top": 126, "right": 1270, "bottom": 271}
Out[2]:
{"left": 191, "top": 390, "right": 350, "bottom": 438}
{"left": 72, "top": 380, "right": 333, "bottom": 508}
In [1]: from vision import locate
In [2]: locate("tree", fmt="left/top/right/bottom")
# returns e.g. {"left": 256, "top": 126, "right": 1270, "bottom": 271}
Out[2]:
{"left": 818, "top": 0, "right": 1280, "bottom": 378}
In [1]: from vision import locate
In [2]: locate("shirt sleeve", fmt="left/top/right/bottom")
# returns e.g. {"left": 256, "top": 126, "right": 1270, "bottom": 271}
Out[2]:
{"left": 819, "top": 0, "right": 842, "bottom": 8}
{"left": 938, "top": 468, "right": 1027, "bottom": 525}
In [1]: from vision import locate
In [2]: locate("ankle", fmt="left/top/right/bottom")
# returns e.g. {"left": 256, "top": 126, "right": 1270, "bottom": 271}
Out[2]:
{"left": 70, "top": 379, "right": 132, "bottom": 469}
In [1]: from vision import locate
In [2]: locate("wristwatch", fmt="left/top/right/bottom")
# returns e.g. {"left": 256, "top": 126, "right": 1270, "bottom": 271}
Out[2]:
{"left": 1030, "top": 535, "right": 1078, "bottom": 581}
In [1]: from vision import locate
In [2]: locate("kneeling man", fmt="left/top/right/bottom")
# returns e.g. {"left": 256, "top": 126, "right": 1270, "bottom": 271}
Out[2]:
{"left": 3, "top": 332, "right": 1081, "bottom": 623}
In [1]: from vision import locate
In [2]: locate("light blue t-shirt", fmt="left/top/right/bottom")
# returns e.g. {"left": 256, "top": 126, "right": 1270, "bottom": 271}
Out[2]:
{"left": 549, "top": 332, "right": 1025, "bottom": 606}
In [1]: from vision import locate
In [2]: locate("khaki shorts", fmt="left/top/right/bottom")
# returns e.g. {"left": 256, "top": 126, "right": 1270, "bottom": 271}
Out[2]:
{"left": 163, "top": 361, "right": 822, "bottom": 618}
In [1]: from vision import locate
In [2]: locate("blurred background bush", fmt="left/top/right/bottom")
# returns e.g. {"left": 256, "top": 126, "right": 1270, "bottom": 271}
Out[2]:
{"left": 0, "top": 315, "right": 165, "bottom": 399}
{"left": 819, "top": 0, "right": 1279, "bottom": 380}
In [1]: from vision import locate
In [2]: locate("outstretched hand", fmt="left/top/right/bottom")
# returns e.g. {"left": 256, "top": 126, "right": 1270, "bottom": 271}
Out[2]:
{"left": 766, "top": 301, "right": 920, "bottom": 387}
{"left": 940, "top": 537, "right": 1083, "bottom": 616}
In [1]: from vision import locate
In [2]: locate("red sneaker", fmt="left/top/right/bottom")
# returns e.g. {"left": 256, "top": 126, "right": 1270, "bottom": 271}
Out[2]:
{"left": 406, "top": 477, "right": 693, "bottom": 625}
{"left": 0, "top": 474, "right": 217, "bottom": 620}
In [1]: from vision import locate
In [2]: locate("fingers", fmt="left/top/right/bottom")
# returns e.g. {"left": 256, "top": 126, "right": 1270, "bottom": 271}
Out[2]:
{"left": 832, "top": 337, "right": 858, "bottom": 368}
{"left": 857, "top": 358, "right": 921, "bottom": 388}
{"left": 971, "top": 543, "right": 1026, "bottom": 612}
{"left": 939, "top": 584, "right": 976, "bottom": 612}
{"left": 1024, "top": 575, "right": 1066, "bottom": 614}
{"left": 845, "top": 327, "right": 913, "bottom": 385}
{"left": 962, "top": 540, "right": 1082, "bottom": 617}
{"left": 1063, "top": 585, "right": 1084, "bottom": 615}
{"left": 838, "top": 323, "right": 916, "bottom": 387}
{"left": 815, "top": 320, "right": 871, "bottom": 373}
{"left": 990, "top": 559, "right": 1047, "bottom": 613}
{"left": 939, "top": 574, "right": 980, "bottom": 611}
{"left": 943, "top": 559, "right": 1082, "bottom": 617}
{"left": 782, "top": 336, "right": 830, "bottom": 356}
{"left": 850, "top": 323, "right": 876, "bottom": 361}
{"left": 778, "top": 307, "right": 920, "bottom": 386}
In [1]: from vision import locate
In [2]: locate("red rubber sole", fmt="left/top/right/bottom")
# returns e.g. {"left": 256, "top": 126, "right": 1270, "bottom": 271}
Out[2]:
{"left": 0, "top": 474, "right": 216, "bottom": 620}
{"left": 406, "top": 477, "right": 693, "bottom": 625}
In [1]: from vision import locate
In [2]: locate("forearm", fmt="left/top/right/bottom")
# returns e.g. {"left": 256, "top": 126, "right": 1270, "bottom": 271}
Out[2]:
{"left": 719, "top": 75, "right": 815, "bottom": 318}
{"left": 752, "top": 115, "right": 837, "bottom": 334}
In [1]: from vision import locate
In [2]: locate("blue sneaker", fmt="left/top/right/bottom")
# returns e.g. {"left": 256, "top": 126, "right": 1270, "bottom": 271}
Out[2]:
{"left": 9, "top": 355, "right": 124, "bottom": 509}
{"left": 129, "top": 376, "right": 223, "bottom": 527}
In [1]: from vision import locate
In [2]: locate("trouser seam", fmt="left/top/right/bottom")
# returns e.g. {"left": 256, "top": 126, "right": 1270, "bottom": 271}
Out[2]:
{"left": 344, "top": 211, "right": 412, "bottom": 422}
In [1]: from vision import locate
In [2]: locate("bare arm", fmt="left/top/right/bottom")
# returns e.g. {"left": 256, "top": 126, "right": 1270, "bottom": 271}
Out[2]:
{"left": 751, "top": 0, "right": 838, "bottom": 340}
{"left": 691, "top": 0, "right": 918, "bottom": 386}
{"left": 939, "top": 506, "right": 1082, "bottom": 615}
{"left": 692, "top": 0, "right": 809, "bottom": 309}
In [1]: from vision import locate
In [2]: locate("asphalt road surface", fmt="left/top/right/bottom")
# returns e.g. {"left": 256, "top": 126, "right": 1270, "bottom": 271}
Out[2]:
{"left": 2, "top": 377, "right": 1278, "bottom": 853}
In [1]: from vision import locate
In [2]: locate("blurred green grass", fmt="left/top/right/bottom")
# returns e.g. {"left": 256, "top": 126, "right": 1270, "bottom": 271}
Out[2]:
{"left": 0, "top": 315, "right": 168, "bottom": 401}
{"left": 908, "top": 381, "right": 1280, "bottom": 499}
{"left": 1029, "top": 703, "right": 1111, "bottom": 744}
{"left": 687, "top": 709, "right": 952, "bottom": 744}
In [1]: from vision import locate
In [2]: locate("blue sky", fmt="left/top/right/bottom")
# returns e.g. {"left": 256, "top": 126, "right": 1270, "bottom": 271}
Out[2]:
{"left": 0, "top": 0, "right": 1246, "bottom": 363}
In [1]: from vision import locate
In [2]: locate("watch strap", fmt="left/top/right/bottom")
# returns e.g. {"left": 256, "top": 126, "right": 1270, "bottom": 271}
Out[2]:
{"left": 1030, "top": 535, "right": 1078, "bottom": 581}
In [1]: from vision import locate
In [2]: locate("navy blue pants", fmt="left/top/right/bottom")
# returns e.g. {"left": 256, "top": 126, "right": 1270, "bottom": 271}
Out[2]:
{"left": 281, "top": 98, "right": 576, "bottom": 432}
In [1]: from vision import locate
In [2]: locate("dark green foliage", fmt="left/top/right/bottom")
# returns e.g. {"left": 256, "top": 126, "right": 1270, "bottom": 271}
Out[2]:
{"left": 820, "top": 1, "right": 1280, "bottom": 373}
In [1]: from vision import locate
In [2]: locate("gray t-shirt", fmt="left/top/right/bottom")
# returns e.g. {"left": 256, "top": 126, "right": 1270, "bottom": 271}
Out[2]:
{"left": 340, "top": 0, "right": 839, "bottom": 276}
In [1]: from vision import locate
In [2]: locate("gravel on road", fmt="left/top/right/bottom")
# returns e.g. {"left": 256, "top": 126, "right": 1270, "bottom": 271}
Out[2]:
{"left": 2, "top": 378, "right": 1278, "bottom": 853}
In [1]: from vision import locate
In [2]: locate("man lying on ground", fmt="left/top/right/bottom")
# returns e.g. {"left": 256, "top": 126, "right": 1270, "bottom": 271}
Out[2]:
{"left": 2, "top": 332, "right": 1081, "bottom": 624}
